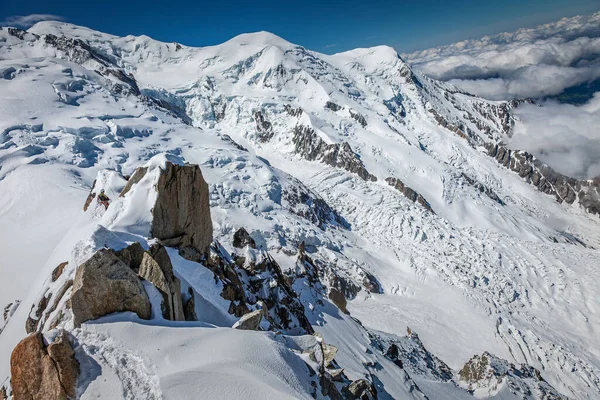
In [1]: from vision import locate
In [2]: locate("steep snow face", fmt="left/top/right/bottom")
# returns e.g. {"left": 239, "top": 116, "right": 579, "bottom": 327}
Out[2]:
{"left": 0, "top": 22, "right": 599, "bottom": 399}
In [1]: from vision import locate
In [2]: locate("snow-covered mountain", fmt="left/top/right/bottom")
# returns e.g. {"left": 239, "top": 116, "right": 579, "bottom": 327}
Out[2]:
{"left": 0, "top": 21, "right": 599, "bottom": 399}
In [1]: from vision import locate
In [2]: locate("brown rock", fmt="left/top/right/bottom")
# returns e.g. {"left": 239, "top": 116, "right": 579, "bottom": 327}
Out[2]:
{"left": 119, "top": 166, "right": 148, "bottom": 197}
{"left": 139, "top": 245, "right": 185, "bottom": 321}
{"left": 151, "top": 162, "right": 213, "bottom": 254}
{"left": 328, "top": 288, "right": 348, "bottom": 314}
{"left": 51, "top": 262, "right": 68, "bottom": 282}
{"left": 10, "top": 330, "right": 79, "bottom": 400}
{"left": 70, "top": 249, "right": 151, "bottom": 327}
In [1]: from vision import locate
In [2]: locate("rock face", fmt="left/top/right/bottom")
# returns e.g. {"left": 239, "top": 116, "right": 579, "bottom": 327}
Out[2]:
{"left": 114, "top": 242, "right": 185, "bottom": 321}
{"left": 328, "top": 288, "right": 348, "bottom": 314}
{"left": 459, "top": 352, "right": 566, "bottom": 399}
{"left": 151, "top": 162, "right": 213, "bottom": 254}
{"left": 232, "top": 227, "right": 256, "bottom": 249}
{"left": 10, "top": 330, "right": 79, "bottom": 400}
{"left": 293, "top": 125, "right": 377, "bottom": 182}
{"left": 342, "top": 379, "right": 377, "bottom": 400}
{"left": 385, "top": 177, "right": 434, "bottom": 213}
{"left": 486, "top": 142, "right": 600, "bottom": 215}
{"left": 232, "top": 309, "right": 263, "bottom": 330}
{"left": 138, "top": 245, "right": 185, "bottom": 321}
{"left": 70, "top": 249, "right": 151, "bottom": 327}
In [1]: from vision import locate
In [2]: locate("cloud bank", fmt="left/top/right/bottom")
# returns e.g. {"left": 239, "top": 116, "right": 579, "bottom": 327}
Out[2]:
{"left": 405, "top": 12, "right": 600, "bottom": 180}
{"left": 404, "top": 12, "right": 600, "bottom": 100}
{"left": 1, "top": 14, "right": 65, "bottom": 29}
{"left": 511, "top": 95, "right": 600, "bottom": 179}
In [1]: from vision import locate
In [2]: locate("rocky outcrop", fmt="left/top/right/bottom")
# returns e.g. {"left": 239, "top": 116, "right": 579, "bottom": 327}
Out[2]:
{"left": 486, "top": 142, "right": 600, "bottom": 215}
{"left": 138, "top": 245, "right": 185, "bottom": 321}
{"left": 51, "top": 262, "right": 68, "bottom": 282}
{"left": 385, "top": 177, "right": 434, "bottom": 213}
{"left": 253, "top": 110, "right": 273, "bottom": 142}
{"left": 119, "top": 166, "right": 148, "bottom": 197}
{"left": 342, "top": 379, "right": 378, "bottom": 400}
{"left": 350, "top": 110, "right": 367, "bottom": 127}
{"left": 210, "top": 241, "right": 314, "bottom": 334}
{"left": 282, "top": 180, "right": 348, "bottom": 230}
{"left": 293, "top": 125, "right": 377, "bottom": 182}
{"left": 10, "top": 330, "right": 79, "bottom": 400}
{"left": 233, "top": 227, "right": 256, "bottom": 249}
{"left": 114, "top": 242, "right": 185, "bottom": 321}
{"left": 460, "top": 173, "right": 504, "bottom": 205}
{"left": 232, "top": 309, "right": 263, "bottom": 330}
{"left": 325, "top": 101, "right": 342, "bottom": 112}
{"left": 151, "top": 162, "right": 213, "bottom": 254}
{"left": 328, "top": 288, "right": 348, "bottom": 314}
{"left": 70, "top": 249, "right": 151, "bottom": 327}
{"left": 459, "top": 352, "right": 566, "bottom": 399}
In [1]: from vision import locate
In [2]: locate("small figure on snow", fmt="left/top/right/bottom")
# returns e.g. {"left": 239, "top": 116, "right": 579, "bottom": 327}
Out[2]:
{"left": 97, "top": 189, "right": 110, "bottom": 210}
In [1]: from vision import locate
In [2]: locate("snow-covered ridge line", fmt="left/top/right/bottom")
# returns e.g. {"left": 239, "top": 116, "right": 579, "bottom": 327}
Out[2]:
{"left": 0, "top": 20, "right": 599, "bottom": 399}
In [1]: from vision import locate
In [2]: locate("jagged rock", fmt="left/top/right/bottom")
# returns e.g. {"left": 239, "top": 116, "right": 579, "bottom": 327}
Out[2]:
{"left": 460, "top": 173, "right": 504, "bottom": 205}
{"left": 232, "top": 309, "right": 263, "bottom": 330}
{"left": 324, "top": 101, "right": 342, "bottom": 112}
{"left": 119, "top": 166, "right": 148, "bottom": 197}
{"left": 151, "top": 162, "right": 213, "bottom": 254}
{"left": 485, "top": 142, "right": 600, "bottom": 215}
{"left": 350, "top": 110, "right": 367, "bottom": 127}
{"left": 114, "top": 241, "right": 146, "bottom": 273}
{"left": 70, "top": 249, "right": 151, "bottom": 327}
{"left": 328, "top": 288, "right": 348, "bottom": 314}
{"left": 183, "top": 288, "right": 198, "bottom": 321}
{"left": 10, "top": 330, "right": 79, "bottom": 400}
{"left": 385, "top": 177, "right": 434, "bottom": 213}
{"left": 209, "top": 243, "right": 314, "bottom": 334}
{"left": 141, "top": 244, "right": 185, "bottom": 321}
{"left": 115, "top": 242, "right": 185, "bottom": 321}
{"left": 25, "top": 294, "right": 51, "bottom": 334}
{"left": 253, "top": 110, "right": 273, "bottom": 142}
{"left": 321, "top": 372, "right": 342, "bottom": 400}
{"left": 83, "top": 179, "right": 97, "bottom": 211}
{"left": 329, "top": 368, "right": 345, "bottom": 382}
{"left": 233, "top": 227, "right": 256, "bottom": 249}
{"left": 51, "top": 262, "right": 68, "bottom": 282}
{"left": 0, "top": 386, "right": 6, "bottom": 400}
{"left": 459, "top": 352, "right": 566, "bottom": 399}
{"left": 342, "top": 379, "right": 377, "bottom": 400}
{"left": 293, "top": 125, "right": 377, "bottom": 182}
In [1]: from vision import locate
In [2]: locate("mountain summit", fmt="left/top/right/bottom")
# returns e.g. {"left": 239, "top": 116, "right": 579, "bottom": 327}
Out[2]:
{"left": 0, "top": 22, "right": 598, "bottom": 400}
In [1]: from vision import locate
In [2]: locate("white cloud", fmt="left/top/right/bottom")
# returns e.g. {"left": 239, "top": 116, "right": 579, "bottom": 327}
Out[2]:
{"left": 511, "top": 93, "right": 600, "bottom": 179}
{"left": 1, "top": 14, "right": 65, "bottom": 29}
{"left": 404, "top": 12, "right": 600, "bottom": 101}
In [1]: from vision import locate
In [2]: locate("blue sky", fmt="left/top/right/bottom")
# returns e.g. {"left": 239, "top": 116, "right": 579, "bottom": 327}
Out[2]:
{"left": 2, "top": 0, "right": 599, "bottom": 53}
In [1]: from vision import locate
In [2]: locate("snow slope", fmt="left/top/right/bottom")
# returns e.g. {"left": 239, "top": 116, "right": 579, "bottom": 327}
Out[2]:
{"left": 0, "top": 22, "right": 599, "bottom": 399}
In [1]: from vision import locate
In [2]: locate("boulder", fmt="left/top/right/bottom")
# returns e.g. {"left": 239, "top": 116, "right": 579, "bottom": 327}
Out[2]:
{"left": 342, "top": 379, "right": 377, "bottom": 400}
{"left": 232, "top": 227, "right": 256, "bottom": 249}
{"left": 139, "top": 244, "right": 185, "bottom": 321}
{"left": 10, "top": 330, "right": 79, "bottom": 400}
{"left": 232, "top": 309, "right": 263, "bottom": 330}
{"left": 51, "top": 262, "right": 68, "bottom": 282}
{"left": 328, "top": 288, "right": 348, "bottom": 314}
{"left": 151, "top": 162, "right": 213, "bottom": 254}
{"left": 70, "top": 249, "right": 151, "bottom": 327}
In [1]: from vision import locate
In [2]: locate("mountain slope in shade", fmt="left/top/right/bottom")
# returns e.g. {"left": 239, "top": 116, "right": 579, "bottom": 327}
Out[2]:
{"left": 0, "top": 22, "right": 599, "bottom": 399}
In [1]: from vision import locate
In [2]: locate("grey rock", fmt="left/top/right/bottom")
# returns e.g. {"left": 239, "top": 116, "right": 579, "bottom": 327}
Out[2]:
{"left": 385, "top": 177, "right": 434, "bottom": 213}
{"left": 70, "top": 249, "right": 151, "bottom": 327}
{"left": 233, "top": 227, "right": 256, "bottom": 249}
{"left": 232, "top": 309, "right": 263, "bottom": 330}
{"left": 151, "top": 162, "right": 213, "bottom": 254}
